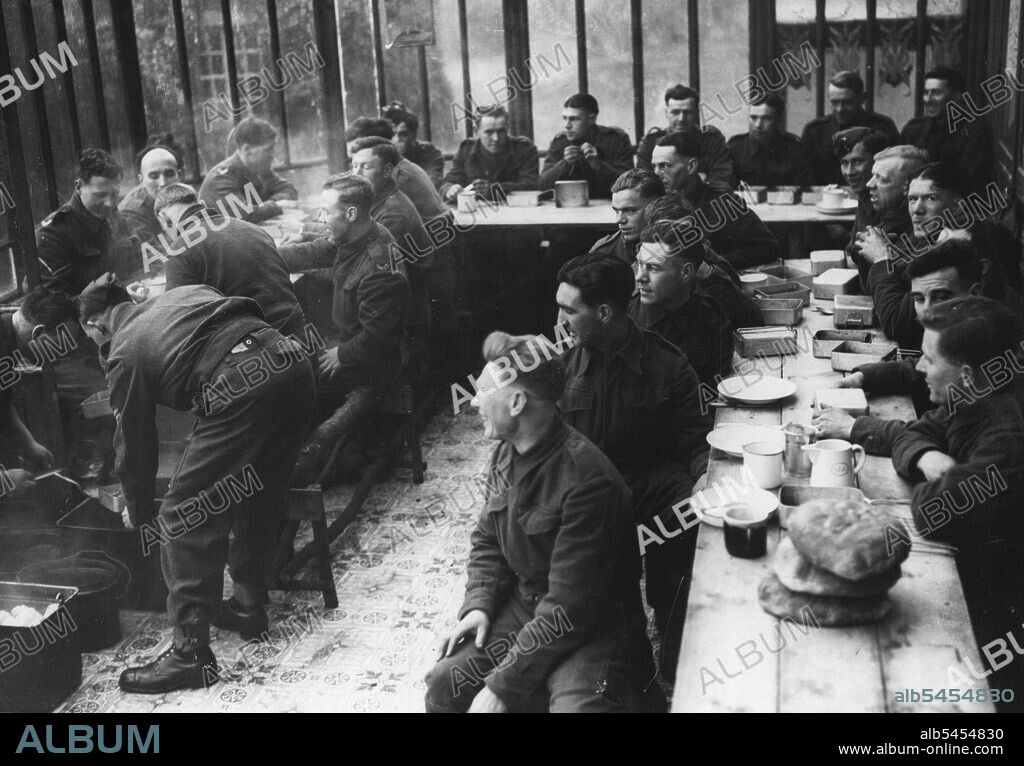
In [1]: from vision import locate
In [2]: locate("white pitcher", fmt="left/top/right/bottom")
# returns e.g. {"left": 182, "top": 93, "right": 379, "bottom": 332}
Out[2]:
{"left": 802, "top": 438, "right": 866, "bottom": 487}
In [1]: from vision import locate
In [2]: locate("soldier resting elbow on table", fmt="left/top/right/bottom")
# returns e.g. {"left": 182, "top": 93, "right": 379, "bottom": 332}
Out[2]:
{"left": 889, "top": 297, "right": 1024, "bottom": 711}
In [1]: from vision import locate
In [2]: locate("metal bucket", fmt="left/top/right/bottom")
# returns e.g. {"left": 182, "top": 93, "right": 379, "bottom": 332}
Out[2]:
{"left": 554, "top": 180, "right": 589, "bottom": 208}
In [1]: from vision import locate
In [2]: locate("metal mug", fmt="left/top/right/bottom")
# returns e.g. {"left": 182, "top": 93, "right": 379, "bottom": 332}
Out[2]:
{"left": 782, "top": 422, "right": 817, "bottom": 477}
{"left": 554, "top": 180, "right": 589, "bottom": 208}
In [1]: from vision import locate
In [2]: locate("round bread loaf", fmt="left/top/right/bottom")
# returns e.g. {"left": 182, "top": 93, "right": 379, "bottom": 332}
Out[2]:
{"left": 787, "top": 498, "right": 910, "bottom": 581}
{"left": 773, "top": 536, "right": 901, "bottom": 597}
{"left": 758, "top": 572, "right": 892, "bottom": 626}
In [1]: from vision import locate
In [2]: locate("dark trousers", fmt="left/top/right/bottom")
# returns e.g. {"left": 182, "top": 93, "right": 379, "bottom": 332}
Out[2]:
{"left": 160, "top": 326, "right": 315, "bottom": 649}
{"left": 625, "top": 464, "right": 698, "bottom": 682}
{"left": 424, "top": 591, "right": 644, "bottom": 713}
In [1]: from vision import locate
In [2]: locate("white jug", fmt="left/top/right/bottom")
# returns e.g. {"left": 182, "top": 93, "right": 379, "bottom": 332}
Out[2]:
{"left": 802, "top": 438, "right": 866, "bottom": 488}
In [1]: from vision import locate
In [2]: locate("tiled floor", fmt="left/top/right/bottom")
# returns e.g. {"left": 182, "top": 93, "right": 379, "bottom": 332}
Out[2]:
{"left": 56, "top": 403, "right": 669, "bottom": 713}
{"left": 57, "top": 405, "right": 489, "bottom": 713}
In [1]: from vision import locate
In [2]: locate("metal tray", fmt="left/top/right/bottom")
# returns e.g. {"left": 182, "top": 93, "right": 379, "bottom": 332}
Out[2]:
{"left": 758, "top": 264, "right": 814, "bottom": 289}
{"left": 754, "top": 281, "right": 811, "bottom": 306}
{"left": 734, "top": 327, "right": 798, "bottom": 357}
{"left": 753, "top": 297, "right": 803, "bottom": 326}
{"left": 830, "top": 340, "right": 898, "bottom": 372}
{"left": 812, "top": 329, "right": 874, "bottom": 357}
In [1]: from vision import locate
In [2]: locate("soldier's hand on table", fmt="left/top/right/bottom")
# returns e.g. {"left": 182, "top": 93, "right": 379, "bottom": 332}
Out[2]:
{"left": 916, "top": 450, "right": 957, "bottom": 481}
{"left": 21, "top": 440, "right": 53, "bottom": 471}
{"left": 811, "top": 407, "right": 854, "bottom": 440}
{"left": 468, "top": 179, "right": 490, "bottom": 196}
{"left": 836, "top": 371, "right": 865, "bottom": 389}
{"left": 278, "top": 232, "right": 304, "bottom": 247}
{"left": 468, "top": 686, "right": 508, "bottom": 713}
{"left": 318, "top": 347, "right": 341, "bottom": 378}
{"left": 444, "top": 184, "right": 463, "bottom": 203}
{"left": 436, "top": 608, "right": 490, "bottom": 660}
{"left": 563, "top": 145, "right": 583, "bottom": 164}
{"left": 121, "top": 507, "right": 135, "bottom": 531}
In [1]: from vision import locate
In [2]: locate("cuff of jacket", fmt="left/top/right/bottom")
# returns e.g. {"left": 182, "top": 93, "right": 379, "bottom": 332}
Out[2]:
{"left": 850, "top": 415, "right": 893, "bottom": 456}
{"left": 458, "top": 592, "right": 496, "bottom": 622}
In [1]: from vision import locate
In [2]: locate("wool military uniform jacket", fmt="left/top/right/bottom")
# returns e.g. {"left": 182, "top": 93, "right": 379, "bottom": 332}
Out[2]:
{"left": 118, "top": 183, "right": 164, "bottom": 249}
{"left": 635, "top": 125, "right": 735, "bottom": 190}
{"left": 801, "top": 111, "right": 900, "bottom": 186}
{"left": 36, "top": 192, "right": 142, "bottom": 293}
{"left": 559, "top": 320, "right": 712, "bottom": 480}
{"left": 726, "top": 131, "right": 812, "bottom": 187}
{"left": 684, "top": 178, "right": 782, "bottom": 270}
{"left": 538, "top": 124, "right": 635, "bottom": 198}
{"left": 278, "top": 222, "right": 410, "bottom": 384}
{"left": 403, "top": 140, "right": 445, "bottom": 188}
{"left": 198, "top": 153, "right": 298, "bottom": 224}
{"left": 441, "top": 136, "right": 539, "bottom": 200}
{"left": 892, "top": 383, "right": 1024, "bottom": 546}
{"left": 163, "top": 204, "right": 306, "bottom": 339}
{"left": 461, "top": 418, "right": 640, "bottom": 705}
{"left": 901, "top": 110, "right": 993, "bottom": 196}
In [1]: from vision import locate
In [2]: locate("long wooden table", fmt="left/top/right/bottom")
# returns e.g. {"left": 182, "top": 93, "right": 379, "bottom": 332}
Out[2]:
{"left": 671, "top": 263, "right": 996, "bottom": 713}
{"left": 449, "top": 198, "right": 852, "bottom": 228}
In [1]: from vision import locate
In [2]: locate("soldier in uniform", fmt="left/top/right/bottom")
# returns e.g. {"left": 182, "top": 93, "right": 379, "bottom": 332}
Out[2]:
{"left": 727, "top": 94, "right": 811, "bottom": 187}
{"left": 153, "top": 183, "right": 306, "bottom": 339}
{"left": 801, "top": 70, "right": 900, "bottom": 186}
{"left": 440, "top": 106, "right": 539, "bottom": 202}
{"left": 538, "top": 93, "right": 634, "bottom": 199}
{"left": 382, "top": 101, "right": 445, "bottom": 189}
{"left": 425, "top": 334, "right": 653, "bottom": 712}
{"left": 589, "top": 169, "right": 666, "bottom": 265}
{"left": 118, "top": 134, "right": 185, "bottom": 249}
{"left": 35, "top": 148, "right": 140, "bottom": 470}
{"left": 278, "top": 173, "right": 410, "bottom": 418}
{"left": 198, "top": 116, "right": 297, "bottom": 223}
{"left": 349, "top": 137, "right": 432, "bottom": 347}
{"left": 628, "top": 220, "right": 735, "bottom": 387}
{"left": 900, "top": 66, "right": 994, "bottom": 197}
{"left": 652, "top": 131, "right": 782, "bottom": 270}
{"left": 73, "top": 275, "right": 315, "bottom": 694}
{"left": 553, "top": 254, "right": 713, "bottom": 681}
{"left": 635, "top": 83, "right": 735, "bottom": 190}
{"left": 343, "top": 117, "right": 448, "bottom": 222}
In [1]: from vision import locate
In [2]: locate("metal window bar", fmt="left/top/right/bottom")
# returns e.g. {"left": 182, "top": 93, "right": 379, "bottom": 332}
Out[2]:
{"left": 220, "top": 0, "right": 241, "bottom": 117}
{"left": 915, "top": 0, "right": 928, "bottom": 119}
{"left": 79, "top": 0, "right": 110, "bottom": 148}
{"left": 575, "top": 0, "right": 588, "bottom": 93}
{"left": 417, "top": 45, "right": 431, "bottom": 141}
{"left": 370, "top": 0, "right": 387, "bottom": 108}
{"left": 52, "top": 0, "right": 82, "bottom": 153}
{"left": 311, "top": 0, "right": 346, "bottom": 172}
{"left": 631, "top": 0, "right": 643, "bottom": 142}
{"left": 171, "top": 0, "right": 203, "bottom": 175}
{"left": 688, "top": 0, "right": 699, "bottom": 95}
{"left": 815, "top": 0, "right": 826, "bottom": 116}
{"left": 109, "top": 0, "right": 148, "bottom": 154}
{"left": 266, "top": 0, "right": 292, "bottom": 166}
{"left": 865, "top": 0, "right": 876, "bottom": 112}
{"left": 458, "top": 0, "right": 472, "bottom": 139}
{"left": 15, "top": 0, "right": 60, "bottom": 212}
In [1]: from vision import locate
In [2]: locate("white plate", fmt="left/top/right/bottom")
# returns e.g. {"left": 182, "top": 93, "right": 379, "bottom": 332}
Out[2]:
{"left": 706, "top": 424, "right": 784, "bottom": 457}
{"left": 717, "top": 377, "right": 797, "bottom": 405}
{"left": 816, "top": 199, "right": 858, "bottom": 214}
{"left": 691, "top": 485, "right": 779, "bottom": 527}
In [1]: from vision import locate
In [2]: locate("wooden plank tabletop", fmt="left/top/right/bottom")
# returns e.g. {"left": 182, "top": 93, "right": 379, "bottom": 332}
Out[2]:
{"left": 449, "top": 199, "right": 853, "bottom": 228}
{"left": 671, "top": 263, "right": 995, "bottom": 713}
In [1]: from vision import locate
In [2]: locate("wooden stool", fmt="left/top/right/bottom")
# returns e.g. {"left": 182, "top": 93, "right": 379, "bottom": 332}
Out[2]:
{"left": 269, "top": 486, "right": 338, "bottom": 609}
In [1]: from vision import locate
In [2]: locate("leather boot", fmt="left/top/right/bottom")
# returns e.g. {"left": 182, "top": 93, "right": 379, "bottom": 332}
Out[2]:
{"left": 212, "top": 598, "right": 269, "bottom": 641}
{"left": 119, "top": 645, "right": 219, "bottom": 694}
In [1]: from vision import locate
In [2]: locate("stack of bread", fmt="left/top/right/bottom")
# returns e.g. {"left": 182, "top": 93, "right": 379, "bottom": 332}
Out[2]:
{"left": 758, "top": 498, "right": 911, "bottom": 626}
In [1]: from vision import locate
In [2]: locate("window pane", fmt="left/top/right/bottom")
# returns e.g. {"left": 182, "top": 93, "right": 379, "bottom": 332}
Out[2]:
{"left": 62, "top": 0, "right": 103, "bottom": 152}
{"left": 579, "top": 0, "right": 633, "bottom": 143}
{"left": 276, "top": 0, "right": 326, "bottom": 164}
{"left": 132, "top": 0, "right": 197, "bottom": 179}
{"left": 93, "top": 1, "right": 134, "bottom": 172}
{"left": 698, "top": 0, "right": 749, "bottom": 141}
{"left": 465, "top": 0, "right": 506, "bottom": 112}
{"left": 230, "top": 0, "right": 285, "bottom": 134}
{"left": 32, "top": 0, "right": 77, "bottom": 201}
{"left": 527, "top": 0, "right": 579, "bottom": 149}
{"left": 180, "top": 0, "right": 230, "bottom": 174}
{"left": 643, "top": 2, "right": 689, "bottom": 136}
{"left": 338, "top": 0, "right": 377, "bottom": 128}
{"left": 425, "top": 0, "right": 462, "bottom": 152}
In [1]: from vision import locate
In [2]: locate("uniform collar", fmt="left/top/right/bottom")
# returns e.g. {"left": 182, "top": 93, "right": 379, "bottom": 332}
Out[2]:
{"left": 69, "top": 192, "right": 110, "bottom": 235}
{"left": 578, "top": 318, "right": 645, "bottom": 376}
{"left": 506, "top": 417, "right": 569, "bottom": 485}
